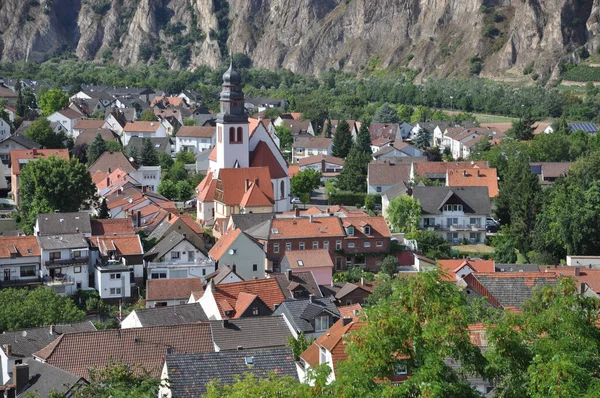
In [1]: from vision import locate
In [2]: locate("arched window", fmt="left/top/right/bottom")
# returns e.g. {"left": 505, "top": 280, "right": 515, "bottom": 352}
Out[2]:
{"left": 229, "top": 127, "right": 235, "bottom": 143}
{"left": 280, "top": 180, "right": 285, "bottom": 200}
{"left": 237, "top": 127, "right": 243, "bottom": 143}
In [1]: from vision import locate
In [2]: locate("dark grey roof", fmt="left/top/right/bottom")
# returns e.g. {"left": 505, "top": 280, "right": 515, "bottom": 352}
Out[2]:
{"left": 11, "top": 358, "right": 86, "bottom": 397}
{"left": 127, "top": 136, "right": 172, "bottom": 155}
{"left": 382, "top": 181, "right": 409, "bottom": 201}
{"left": 0, "top": 322, "right": 96, "bottom": 358}
{"left": 244, "top": 219, "right": 272, "bottom": 240}
{"left": 230, "top": 213, "right": 275, "bottom": 233}
{"left": 209, "top": 316, "right": 292, "bottom": 351}
{"left": 146, "top": 218, "right": 173, "bottom": 242}
{"left": 495, "top": 264, "right": 540, "bottom": 272}
{"left": 36, "top": 212, "right": 92, "bottom": 236}
{"left": 271, "top": 271, "right": 323, "bottom": 299}
{"left": 412, "top": 186, "right": 491, "bottom": 215}
{"left": 36, "top": 234, "right": 89, "bottom": 250}
{"left": 144, "top": 231, "right": 200, "bottom": 260}
{"left": 1, "top": 132, "right": 40, "bottom": 149}
{"left": 165, "top": 347, "right": 297, "bottom": 397}
{"left": 271, "top": 297, "right": 340, "bottom": 334}
{"left": 130, "top": 304, "right": 208, "bottom": 327}
{"left": 204, "top": 265, "right": 242, "bottom": 285}
{"left": 469, "top": 274, "right": 557, "bottom": 310}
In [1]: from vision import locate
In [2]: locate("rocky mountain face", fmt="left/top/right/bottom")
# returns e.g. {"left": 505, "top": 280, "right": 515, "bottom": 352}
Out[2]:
{"left": 0, "top": 0, "right": 597, "bottom": 81}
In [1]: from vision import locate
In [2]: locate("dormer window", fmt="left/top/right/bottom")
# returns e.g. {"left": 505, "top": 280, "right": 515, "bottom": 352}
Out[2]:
{"left": 443, "top": 204, "right": 463, "bottom": 212}
{"left": 363, "top": 226, "right": 371, "bottom": 235}
{"left": 347, "top": 226, "right": 355, "bottom": 236}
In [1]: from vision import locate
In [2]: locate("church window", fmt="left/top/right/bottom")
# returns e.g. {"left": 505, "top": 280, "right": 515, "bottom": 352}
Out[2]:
{"left": 237, "top": 127, "right": 243, "bottom": 143}
{"left": 229, "top": 127, "right": 236, "bottom": 143}
{"left": 280, "top": 181, "right": 285, "bottom": 200}
{"left": 218, "top": 127, "right": 222, "bottom": 143}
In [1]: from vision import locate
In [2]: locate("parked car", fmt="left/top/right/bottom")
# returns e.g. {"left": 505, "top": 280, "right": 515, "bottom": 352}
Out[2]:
{"left": 290, "top": 197, "right": 302, "bottom": 204}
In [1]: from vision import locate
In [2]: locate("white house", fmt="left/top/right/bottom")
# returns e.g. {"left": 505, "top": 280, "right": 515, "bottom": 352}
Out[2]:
{"left": 94, "top": 263, "right": 132, "bottom": 299}
{"left": 36, "top": 234, "right": 90, "bottom": 296}
{"left": 0, "top": 119, "right": 10, "bottom": 142}
{"left": 175, "top": 126, "right": 215, "bottom": 154}
{"left": 299, "top": 155, "right": 344, "bottom": 182}
{"left": 122, "top": 121, "right": 167, "bottom": 146}
{"left": 144, "top": 231, "right": 213, "bottom": 280}
{"left": 129, "top": 166, "right": 162, "bottom": 193}
{"left": 46, "top": 109, "right": 83, "bottom": 137}
{"left": 208, "top": 228, "right": 267, "bottom": 281}
{"left": 0, "top": 236, "right": 41, "bottom": 288}
{"left": 292, "top": 136, "right": 332, "bottom": 163}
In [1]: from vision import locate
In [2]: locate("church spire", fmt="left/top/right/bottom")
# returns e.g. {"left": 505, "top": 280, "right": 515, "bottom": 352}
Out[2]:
{"left": 217, "top": 58, "right": 246, "bottom": 123}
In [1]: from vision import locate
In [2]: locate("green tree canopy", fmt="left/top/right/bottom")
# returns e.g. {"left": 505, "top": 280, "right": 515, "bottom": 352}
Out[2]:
{"left": 413, "top": 128, "right": 430, "bottom": 149}
{"left": 275, "top": 125, "right": 293, "bottom": 152}
{"left": 336, "top": 146, "right": 371, "bottom": 192}
{"left": 291, "top": 168, "right": 321, "bottom": 198}
{"left": 406, "top": 230, "right": 453, "bottom": 260}
{"left": 141, "top": 138, "right": 159, "bottom": 166}
{"left": 158, "top": 179, "right": 178, "bottom": 200}
{"left": 323, "top": 119, "right": 333, "bottom": 138}
{"left": 372, "top": 102, "right": 399, "bottom": 123}
{"left": 140, "top": 109, "right": 157, "bottom": 121}
{"left": 385, "top": 195, "right": 421, "bottom": 233}
{"left": 506, "top": 115, "right": 537, "bottom": 141}
{"left": 98, "top": 198, "right": 110, "bottom": 219}
{"left": 355, "top": 118, "right": 372, "bottom": 154}
{"left": 410, "top": 105, "right": 433, "bottom": 124}
{"left": 87, "top": 134, "right": 108, "bottom": 165}
{"left": 184, "top": 118, "right": 197, "bottom": 126}
{"left": 25, "top": 118, "right": 66, "bottom": 148}
{"left": 38, "top": 88, "right": 69, "bottom": 116}
{"left": 73, "top": 362, "right": 159, "bottom": 398}
{"left": 19, "top": 156, "right": 96, "bottom": 233}
{"left": 380, "top": 255, "right": 399, "bottom": 276}
{"left": 331, "top": 119, "right": 353, "bottom": 158}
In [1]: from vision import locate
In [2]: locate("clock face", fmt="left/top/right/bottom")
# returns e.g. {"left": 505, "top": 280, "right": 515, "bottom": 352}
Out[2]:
{"left": 218, "top": 126, "right": 222, "bottom": 143}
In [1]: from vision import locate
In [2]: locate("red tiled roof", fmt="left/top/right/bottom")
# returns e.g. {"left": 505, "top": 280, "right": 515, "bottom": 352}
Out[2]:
{"left": 209, "top": 228, "right": 243, "bottom": 261}
{"left": 414, "top": 161, "right": 489, "bottom": 177}
{"left": 250, "top": 141, "right": 288, "bottom": 179}
{"left": 88, "top": 235, "right": 143, "bottom": 256}
{"left": 269, "top": 217, "right": 345, "bottom": 239}
{"left": 288, "top": 165, "right": 300, "bottom": 178}
{"left": 91, "top": 218, "right": 135, "bottom": 236}
{"left": 178, "top": 214, "right": 204, "bottom": 234}
{"left": 74, "top": 119, "right": 105, "bottom": 130}
{"left": 293, "top": 136, "right": 331, "bottom": 149}
{"left": 123, "top": 121, "right": 162, "bottom": 133}
{"left": 371, "top": 137, "right": 393, "bottom": 146}
{"left": 34, "top": 323, "right": 213, "bottom": 378}
{"left": 299, "top": 154, "right": 344, "bottom": 167}
{"left": 177, "top": 126, "right": 215, "bottom": 138}
{"left": 240, "top": 181, "right": 274, "bottom": 207}
{"left": 284, "top": 249, "right": 334, "bottom": 268}
{"left": 438, "top": 259, "right": 495, "bottom": 281}
{"left": 57, "top": 108, "right": 83, "bottom": 119}
{"left": 0, "top": 236, "right": 40, "bottom": 258}
{"left": 544, "top": 266, "right": 600, "bottom": 292}
{"left": 447, "top": 168, "right": 499, "bottom": 197}
{"left": 211, "top": 279, "right": 285, "bottom": 318}
{"left": 338, "top": 303, "right": 362, "bottom": 319}
{"left": 146, "top": 278, "right": 204, "bottom": 301}
{"left": 208, "top": 147, "right": 217, "bottom": 162}
{"left": 217, "top": 167, "right": 273, "bottom": 206}
{"left": 10, "top": 149, "right": 70, "bottom": 174}
{"left": 342, "top": 216, "right": 392, "bottom": 239}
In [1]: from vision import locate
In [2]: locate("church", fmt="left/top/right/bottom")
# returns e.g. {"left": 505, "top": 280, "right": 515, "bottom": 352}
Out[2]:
{"left": 196, "top": 62, "right": 291, "bottom": 225}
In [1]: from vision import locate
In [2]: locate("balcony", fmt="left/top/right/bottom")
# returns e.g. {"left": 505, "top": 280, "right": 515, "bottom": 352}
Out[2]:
{"left": 147, "top": 259, "right": 215, "bottom": 269}
{"left": 44, "top": 274, "right": 75, "bottom": 286}
{"left": 428, "top": 224, "right": 484, "bottom": 232}
{"left": 0, "top": 277, "right": 43, "bottom": 288}
{"left": 44, "top": 257, "right": 89, "bottom": 268}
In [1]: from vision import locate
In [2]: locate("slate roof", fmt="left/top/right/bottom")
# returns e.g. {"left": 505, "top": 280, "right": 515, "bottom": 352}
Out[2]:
{"left": 272, "top": 297, "right": 340, "bottom": 334}
{"left": 496, "top": 263, "right": 540, "bottom": 272}
{"left": 146, "top": 278, "right": 204, "bottom": 301}
{"left": 88, "top": 151, "right": 136, "bottom": 173}
{"left": 209, "top": 315, "right": 292, "bottom": 351}
{"left": 34, "top": 323, "right": 213, "bottom": 378}
{"left": 271, "top": 271, "right": 323, "bottom": 299}
{"left": 144, "top": 231, "right": 200, "bottom": 261}
{"left": 165, "top": 347, "right": 297, "bottom": 397}
{"left": 36, "top": 212, "right": 91, "bottom": 236}
{"left": 204, "top": 264, "right": 242, "bottom": 285}
{"left": 0, "top": 133, "right": 39, "bottom": 149}
{"left": 381, "top": 181, "right": 410, "bottom": 201}
{"left": 0, "top": 322, "right": 96, "bottom": 359}
{"left": 37, "top": 234, "right": 88, "bottom": 250}
{"left": 11, "top": 358, "right": 86, "bottom": 397}
{"left": 464, "top": 272, "right": 558, "bottom": 310}
{"left": 230, "top": 213, "right": 274, "bottom": 233}
{"left": 368, "top": 162, "right": 411, "bottom": 186}
{"left": 127, "top": 136, "right": 172, "bottom": 155}
{"left": 74, "top": 128, "right": 121, "bottom": 147}
{"left": 129, "top": 304, "right": 208, "bottom": 327}
{"left": 412, "top": 186, "right": 491, "bottom": 215}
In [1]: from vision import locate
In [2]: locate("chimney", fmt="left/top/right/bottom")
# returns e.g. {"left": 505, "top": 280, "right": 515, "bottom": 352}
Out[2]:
{"left": 294, "top": 207, "right": 300, "bottom": 218}
{"left": 183, "top": 233, "right": 187, "bottom": 240}
{"left": 463, "top": 170, "right": 467, "bottom": 177}
{"left": 142, "top": 186, "right": 147, "bottom": 193}
{"left": 106, "top": 177, "right": 110, "bottom": 187}
{"left": 14, "top": 364, "right": 29, "bottom": 394}
{"left": 360, "top": 276, "right": 365, "bottom": 286}
{"left": 274, "top": 303, "right": 279, "bottom": 310}
{"left": 232, "top": 264, "right": 237, "bottom": 273}
{"left": 3, "top": 344, "right": 11, "bottom": 356}
{"left": 581, "top": 282, "right": 586, "bottom": 294}
{"left": 575, "top": 267, "right": 580, "bottom": 276}
{"left": 342, "top": 317, "right": 352, "bottom": 326}
{"left": 477, "top": 169, "right": 481, "bottom": 177}
{"left": 168, "top": 212, "right": 172, "bottom": 221}
{"left": 222, "top": 319, "right": 229, "bottom": 328}
{"left": 308, "top": 294, "right": 314, "bottom": 303}
{"left": 136, "top": 210, "right": 142, "bottom": 228}
{"left": 286, "top": 269, "right": 292, "bottom": 281}
{"left": 49, "top": 324, "right": 55, "bottom": 335}
{"left": 245, "top": 179, "right": 250, "bottom": 192}
{"left": 309, "top": 215, "right": 313, "bottom": 223}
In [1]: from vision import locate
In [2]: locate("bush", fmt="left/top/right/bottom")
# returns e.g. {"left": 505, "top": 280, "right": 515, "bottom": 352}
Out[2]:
{"left": 469, "top": 56, "right": 483, "bottom": 75}
{"left": 492, "top": 12, "right": 505, "bottom": 22}
{"left": 523, "top": 61, "right": 535, "bottom": 75}
{"left": 483, "top": 24, "right": 500, "bottom": 38}
{"left": 329, "top": 191, "right": 367, "bottom": 207}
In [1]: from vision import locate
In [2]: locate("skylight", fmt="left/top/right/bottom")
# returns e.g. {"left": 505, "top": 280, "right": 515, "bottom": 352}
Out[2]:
{"left": 297, "top": 260, "right": 304, "bottom": 267}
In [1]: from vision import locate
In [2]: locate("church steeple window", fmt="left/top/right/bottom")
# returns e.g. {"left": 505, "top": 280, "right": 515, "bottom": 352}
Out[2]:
{"left": 237, "top": 127, "right": 243, "bottom": 143}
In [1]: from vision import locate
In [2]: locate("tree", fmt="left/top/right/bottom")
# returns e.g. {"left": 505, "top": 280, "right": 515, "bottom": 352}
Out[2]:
{"left": 15, "top": 83, "right": 26, "bottom": 117}
{"left": 0, "top": 287, "right": 85, "bottom": 332}
{"left": 183, "top": 118, "right": 197, "bottom": 126}
{"left": 410, "top": 105, "right": 432, "bottom": 124}
{"left": 38, "top": 88, "right": 69, "bottom": 116}
{"left": 396, "top": 104, "right": 413, "bottom": 121}
{"left": 424, "top": 146, "right": 442, "bottom": 161}
{"left": 372, "top": 102, "right": 399, "bottom": 123}
{"left": 72, "top": 143, "right": 88, "bottom": 164}
{"left": 19, "top": 156, "right": 96, "bottom": 234}
{"left": 98, "top": 198, "right": 110, "bottom": 219}
{"left": 158, "top": 152, "right": 174, "bottom": 170}
{"left": 87, "top": 134, "right": 107, "bottom": 165}
{"left": 141, "top": 138, "right": 159, "bottom": 166}
{"left": 291, "top": 169, "right": 321, "bottom": 198}
{"left": 506, "top": 114, "right": 537, "bottom": 141}
{"left": 105, "top": 141, "right": 122, "bottom": 152}
{"left": 275, "top": 125, "right": 293, "bottom": 152}
{"left": 287, "top": 332, "right": 315, "bottom": 361}
{"left": 158, "top": 179, "right": 178, "bottom": 199}
{"left": 336, "top": 147, "right": 371, "bottom": 192}
{"left": 406, "top": 230, "right": 453, "bottom": 259}
{"left": 380, "top": 255, "right": 399, "bottom": 276}
{"left": 413, "top": 128, "right": 430, "bottom": 149}
{"left": 175, "top": 180, "right": 194, "bottom": 201}
{"left": 73, "top": 362, "right": 159, "bottom": 398}
{"left": 323, "top": 119, "right": 333, "bottom": 138}
{"left": 355, "top": 118, "right": 372, "bottom": 154}
{"left": 125, "top": 145, "right": 140, "bottom": 164}
{"left": 25, "top": 118, "right": 66, "bottom": 148}
{"left": 140, "top": 109, "right": 157, "bottom": 121}
{"left": 175, "top": 150, "right": 196, "bottom": 164}
{"left": 385, "top": 195, "right": 421, "bottom": 233}
{"left": 331, "top": 119, "right": 353, "bottom": 158}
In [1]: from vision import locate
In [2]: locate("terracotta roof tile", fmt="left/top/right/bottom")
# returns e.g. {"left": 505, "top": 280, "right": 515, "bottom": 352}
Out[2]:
{"left": 250, "top": 141, "right": 288, "bottom": 179}
{"left": 177, "top": 126, "right": 216, "bottom": 138}
{"left": 123, "top": 121, "right": 162, "bottom": 133}
{"left": 342, "top": 216, "right": 392, "bottom": 239}
{"left": 269, "top": 217, "right": 345, "bottom": 239}
{"left": 88, "top": 235, "right": 143, "bottom": 256}
{"left": 34, "top": 323, "right": 213, "bottom": 378}
{"left": 233, "top": 292, "right": 259, "bottom": 318}
{"left": 293, "top": 136, "right": 332, "bottom": 149}
{"left": 447, "top": 168, "right": 499, "bottom": 197}
{"left": 414, "top": 161, "right": 489, "bottom": 177}
{"left": 209, "top": 228, "right": 243, "bottom": 261}
{"left": 0, "top": 236, "right": 40, "bottom": 258}
{"left": 544, "top": 266, "right": 600, "bottom": 293}
{"left": 146, "top": 278, "right": 204, "bottom": 301}
{"left": 178, "top": 214, "right": 204, "bottom": 234}
{"left": 211, "top": 279, "right": 285, "bottom": 318}
{"left": 438, "top": 259, "right": 495, "bottom": 281}
{"left": 90, "top": 218, "right": 134, "bottom": 235}
{"left": 10, "top": 149, "right": 70, "bottom": 174}
{"left": 57, "top": 108, "right": 83, "bottom": 119}
{"left": 338, "top": 303, "right": 362, "bottom": 319}
{"left": 240, "top": 181, "right": 274, "bottom": 207}
{"left": 88, "top": 151, "right": 136, "bottom": 173}
{"left": 74, "top": 119, "right": 105, "bottom": 130}
{"left": 288, "top": 165, "right": 299, "bottom": 178}
{"left": 284, "top": 249, "right": 334, "bottom": 269}
{"left": 217, "top": 167, "right": 273, "bottom": 206}
{"left": 368, "top": 162, "right": 410, "bottom": 186}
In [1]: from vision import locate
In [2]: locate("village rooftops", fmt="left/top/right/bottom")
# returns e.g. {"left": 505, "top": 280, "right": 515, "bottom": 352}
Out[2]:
{"left": 88, "top": 151, "right": 137, "bottom": 173}
{"left": 209, "top": 316, "right": 292, "bottom": 351}
{"left": 412, "top": 186, "right": 491, "bottom": 215}
{"left": 437, "top": 259, "right": 495, "bottom": 282}
{"left": 124, "top": 304, "right": 208, "bottom": 328}
{"left": 146, "top": 278, "right": 204, "bottom": 302}
{"left": 123, "top": 121, "right": 162, "bottom": 133}
{"left": 88, "top": 235, "right": 143, "bottom": 257}
{"left": 413, "top": 161, "right": 489, "bottom": 178}
{"left": 216, "top": 167, "right": 274, "bottom": 206}
{"left": 368, "top": 162, "right": 411, "bottom": 186}
{"left": 0, "top": 236, "right": 40, "bottom": 258}
{"left": 10, "top": 149, "right": 70, "bottom": 174}
{"left": 299, "top": 154, "right": 344, "bottom": 167}
{"left": 36, "top": 212, "right": 91, "bottom": 236}
{"left": 90, "top": 218, "right": 135, "bottom": 236}
{"left": 208, "top": 279, "right": 286, "bottom": 319}
{"left": 293, "top": 136, "right": 332, "bottom": 149}
{"left": 268, "top": 216, "right": 345, "bottom": 239}
{"left": 36, "top": 234, "right": 88, "bottom": 251}
{"left": 271, "top": 271, "right": 323, "bottom": 298}
{"left": 73, "top": 119, "right": 105, "bottom": 130}
{"left": 447, "top": 168, "right": 499, "bottom": 197}
{"left": 176, "top": 126, "right": 216, "bottom": 138}
{"left": 283, "top": 249, "right": 334, "bottom": 269}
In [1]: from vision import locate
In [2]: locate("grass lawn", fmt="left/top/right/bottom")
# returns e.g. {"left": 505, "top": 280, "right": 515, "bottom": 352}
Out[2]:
{"left": 452, "top": 244, "right": 495, "bottom": 254}
{"left": 473, "top": 113, "right": 518, "bottom": 124}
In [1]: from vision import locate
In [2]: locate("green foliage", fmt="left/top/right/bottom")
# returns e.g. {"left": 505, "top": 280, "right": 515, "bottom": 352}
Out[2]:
{"left": 406, "top": 230, "right": 453, "bottom": 260}
{"left": 424, "top": 146, "right": 442, "bottom": 161}
{"left": 523, "top": 61, "right": 535, "bottom": 75}
{"left": 328, "top": 190, "right": 367, "bottom": 207}
{"left": 20, "top": 156, "right": 96, "bottom": 234}
{"left": 140, "top": 109, "right": 157, "bottom": 121}
{"left": 0, "top": 288, "right": 85, "bottom": 332}
{"left": 291, "top": 168, "right": 321, "bottom": 197}
{"left": 323, "top": 119, "right": 333, "bottom": 138}
{"left": 562, "top": 64, "right": 600, "bottom": 82}
{"left": 212, "top": 0, "right": 230, "bottom": 57}
{"left": 385, "top": 195, "right": 421, "bottom": 233}
{"left": 396, "top": 104, "right": 413, "bottom": 121}
{"left": 176, "top": 150, "right": 196, "bottom": 164}
{"left": 413, "top": 127, "right": 430, "bottom": 148}
{"left": 372, "top": 102, "right": 399, "bottom": 123}
{"left": 380, "top": 255, "right": 399, "bottom": 276}
{"left": 287, "top": 332, "right": 315, "bottom": 361}
{"left": 335, "top": 147, "right": 371, "bottom": 192}
{"left": 125, "top": 145, "right": 140, "bottom": 164}
{"left": 183, "top": 118, "right": 197, "bottom": 126}
{"left": 38, "top": 88, "right": 69, "bottom": 116}
{"left": 158, "top": 152, "right": 174, "bottom": 170}
{"left": 141, "top": 138, "right": 159, "bottom": 166}
{"left": 105, "top": 141, "right": 121, "bottom": 152}
{"left": 355, "top": 118, "right": 372, "bottom": 154}
{"left": 98, "top": 198, "right": 110, "bottom": 219}
{"left": 274, "top": 125, "right": 293, "bottom": 152}
{"left": 469, "top": 56, "right": 483, "bottom": 75}
{"left": 158, "top": 179, "right": 177, "bottom": 200}
{"left": 25, "top": 118, "right": 66, "bottom": 148}
{"left": 483, "top": 24, "right": 500, "bottom": 38}
{"left": 331, "top": 119, "right": 352, "bottom": 158}
{"left": 90, "top": 0, "right": 111, "bottom": 15}
{"left": 202, "top": 373, "right": 312, "bottom": 398}
{"left": 506, "top": 115, "right": 537, "bottom": 140}
{"left": 74, "top": 362, "right": 159, "bottom": 398}
{"left": 410, "top": 105, "right": 432, "bottom": 124}
{"left": 87, "top": 134, "right": 107, "bottom": 165}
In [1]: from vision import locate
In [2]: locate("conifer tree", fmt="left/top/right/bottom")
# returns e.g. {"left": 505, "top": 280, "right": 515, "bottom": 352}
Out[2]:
{"left": 87, "top": 134, "right": 107, "bottom": 166}
{"left": 372, "top": 102, "right": 399, "bottom": 124}
{"left": 323, "top": 119, "right": 333, "bottom": 138}
{"left": 336, "top": 146, "right": 371, "bottom": 192}
{"left": 355, "top": 119, "right": 372, "bottom": 154}
{"left": 98, "top": 198, "right": 110, "bottom": 219}
{"left": 331, "top": 119, "right": 352, "bottom": 158}
{"left": 140, "top": 138, "right": 159, "bottom": 166}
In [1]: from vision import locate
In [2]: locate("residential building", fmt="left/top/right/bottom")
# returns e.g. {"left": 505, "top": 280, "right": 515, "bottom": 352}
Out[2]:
{"left": 446, "top": 168, "right": 499, "bottom": 198}
{"left": 273, "top": 296, "right": 341, "bottom": 339}
{"left": 370, "top": 137, "right": 393, "bottom": 153}
{"left": 120, "top": 303, "right": 208, "bottom": 329}
{"left": 435, "top": 127, "right": 505, "bottom": 160}
{"left": 72, "top": 119, "right": 105, "bottom": 139}
{"left": 381, "top": 181, "right": 410, "bottom": 216}
{"left": 369, "top": 123, "right": 403, "bottom": 141}
{"left": 280, "top": 249, "right": 334, "bottom": 286}
{"left": 196, "top": 278, "right": 285, "bottom": 320}
{"left": 159, "top": 348, "right": 298, "bottom": 398}
{"left": 104, "top": 109, "right": 133, "bottom": 134}
{"left": 0, "top": 236, "right": 41, "bottom": 288}
{"left": 122, "top": 121, "right": 167, "bottom": 146}
{"left": 10, "top": 149, "right": 70, "bottom": 206}
{"left": 209, "top": 316, "right": 292, "bottom": 351}
{"left": 372, "top": 141, "right": 424, "bottom": 159}
{"left": 34, "top": 212, "right": 92, "bottom": 237}
{"left": 147, "top": 213, "right": 207, "bottom": 252}
{"left": 46, "top": 109, "right": 83, "bottom": 137}
{"left": 245, "top": 97, "right": 289, "bottom": 112}
{"left": 146, "top": 278, "right": 204, "bottom": 308}
{"left": 0, "top": 134, "right": 40, "bottom": 177}
{"left": 412, "top": 186, "right": 491, "bottom": 244}
{"left": 36, "top": 234, "right": 90, "bottom": 295}
{"left": 323, "top": 120, "right": 360, "bottom": 139}
{"left": 126, "top": 136, "right": 172, "bottom": 157}
{"left": 437, "top": 259, "right": 496, "bottom": 282}
{"left": 7, "top": 359, "right": 88, "bottom": 397}
{"left": 299, "top": 154, "right": 344, "bottom": 181}
{"left": 208, "top": 228, "right": 266, "bottom": 280}
{"left": 89, "top": 151, "right": 162, "bottom": 192}
{"left": 144, "top": 231, "right": 212, "bottom": 280}
{"left": 367, "top": 160, "right": 411, "bottom": 194}
{"left": 271, "top": 270, "right": 323, "bottom": 299}
{"left": 529, "top": 162, "right": 573, "bottom": 185}
{"left": 275, "top": 118, "right": 314, "bottom": 137}
{"left": 204, "top": 264, "right": 243, "bottom": 285}
{"left": 74, "top": 128, "right": 121, "bottom": 148}
{"left": 321, "top": 281, "right": 374, "bottom": 306}
{"left": 175, "top": 126, "right": 216, "bottom": 153}
{"left": 0, "top": 119, "right": 10, "bottom": 142}
{"left": 90, "top": 218, "right": 135, "bottom": 236}
{"left": 32, "top": 323, "right": 213, "bottom": 378}
{"left": 292, "top": 136, "right": 332, "bottom": 163}
{"left": 411, "top": 161, "right": 490, "bottom": 184}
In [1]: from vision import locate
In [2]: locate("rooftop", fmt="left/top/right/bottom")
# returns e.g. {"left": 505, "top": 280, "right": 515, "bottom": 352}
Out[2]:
{"left": 283, "top": 249, "right": 334, "bottom": 269}
{"left": 10, "top": 149, "right": 70, "bottom": 175}
{"left": 36, "top": 212, "right": 91, "bottom": 236}
{"left": 146, "top": 278, "right": 204, "bottom": 301}
{"left": 0, "top": 236, "right": 40, "bottom": 258}
{"left": 176, "top": 126, "right": 216, "bottom": 138}
{"left": 447, "top": 168, "right": 499, "bottom": 197}
{"left": 210, "top": 279, "right": 285, "bottom": 319}
{"left": 128, "top": 303, "right": 208, "bottom": 327}
{"left": 368, "top": 162, "right": 411, "bottom": 186}
{"left": 209, "top": 316, "right": 292, "bottom": 350}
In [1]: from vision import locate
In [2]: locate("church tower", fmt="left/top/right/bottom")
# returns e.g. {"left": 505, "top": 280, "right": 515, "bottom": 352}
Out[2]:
{"left": 215, "top": 61, "right": 249, "bottom": 172}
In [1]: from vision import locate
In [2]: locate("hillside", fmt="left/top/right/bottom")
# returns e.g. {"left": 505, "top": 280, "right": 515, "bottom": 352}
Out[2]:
{"left": 0, "top": 0, "right": 598, "bottom": 81}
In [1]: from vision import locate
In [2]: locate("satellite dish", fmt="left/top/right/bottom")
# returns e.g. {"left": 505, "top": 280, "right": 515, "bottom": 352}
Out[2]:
{"left": 228, "top": 249, "right": 235, "bottom": 255}
{"left": 129, "top": 157, "right": 135, "bottom": 162}
{"left": 21, "top": 331, "right": 27, "bottom": 338}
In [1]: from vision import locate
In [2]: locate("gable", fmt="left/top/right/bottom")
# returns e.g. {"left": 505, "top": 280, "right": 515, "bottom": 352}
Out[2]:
{"left": 248, "top": 122, "right": 288, "bottom": 175}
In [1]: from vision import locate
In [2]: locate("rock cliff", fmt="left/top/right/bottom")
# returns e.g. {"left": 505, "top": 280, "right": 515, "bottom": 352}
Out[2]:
{"left": 0, "top": 0, "right": 596, "bottom": 81}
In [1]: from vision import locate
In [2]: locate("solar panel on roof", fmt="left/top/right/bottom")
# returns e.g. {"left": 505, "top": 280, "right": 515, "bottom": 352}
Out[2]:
{"left": 569, "top": 123, "right": 598, "bottom": 133}
{"left": 530, "top": 165, "right": 542, "bottom": 174}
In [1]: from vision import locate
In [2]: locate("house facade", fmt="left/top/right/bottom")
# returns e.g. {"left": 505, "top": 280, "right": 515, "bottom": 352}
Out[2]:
{"left": 46, "top": 109, "right": 83, "bottom": 137}
{"left": 37, "top": 234, "right": 90, "bottom": 296}
{"left": 292, "top": 137, "right": 332, "bottom": 163}
{"left": 122, "top": 121, "right": 167, "bottom": 146}
{"left": 175, "top": 126, "right": 216, "bottom": 153}
{"left": 0, "top": 236, "right": 42, "bottom": 288}
{"left": 208, "top": 228, "right": 267, "bottom": 281}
